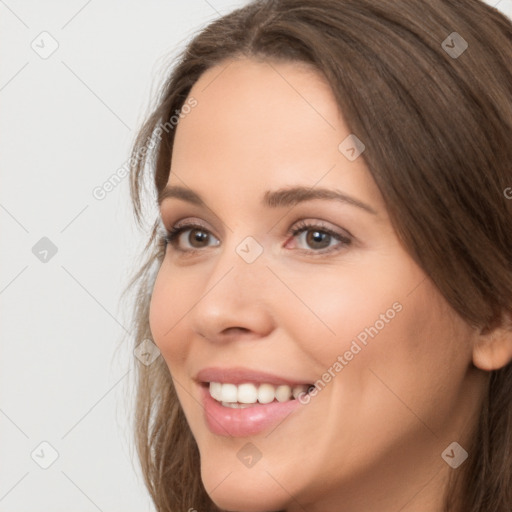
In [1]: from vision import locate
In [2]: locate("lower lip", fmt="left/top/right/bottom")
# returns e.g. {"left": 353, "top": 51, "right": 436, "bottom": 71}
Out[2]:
{"left": 200, "top": 384, "right": 303, "bottom": 437}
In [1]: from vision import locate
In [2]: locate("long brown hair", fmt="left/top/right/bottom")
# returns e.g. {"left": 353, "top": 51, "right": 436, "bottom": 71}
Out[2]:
{"left": 126, "top": 1, "right": 512, "bottom": 510}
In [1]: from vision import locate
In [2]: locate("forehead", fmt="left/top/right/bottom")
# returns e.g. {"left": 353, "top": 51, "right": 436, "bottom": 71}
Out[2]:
{"left": 174, "top": 58, "right": 341, "bottom": 159}
{"left": 167, "top": 57, "right": 385, "bottom": 212}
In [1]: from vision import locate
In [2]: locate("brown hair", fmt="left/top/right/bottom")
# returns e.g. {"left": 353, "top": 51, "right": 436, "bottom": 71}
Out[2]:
{"left": 126, "top": 1, "right": 512, "bottom": 510}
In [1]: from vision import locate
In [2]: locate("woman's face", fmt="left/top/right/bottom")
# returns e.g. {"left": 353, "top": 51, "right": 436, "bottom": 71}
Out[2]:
{"left": 149, "top": 58, "right": 486, "bottom": 512}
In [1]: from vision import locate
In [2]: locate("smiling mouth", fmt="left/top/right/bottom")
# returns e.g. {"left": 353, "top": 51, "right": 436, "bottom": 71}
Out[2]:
{"left": 205, "top": 381, "right": 315, "bottom": 408}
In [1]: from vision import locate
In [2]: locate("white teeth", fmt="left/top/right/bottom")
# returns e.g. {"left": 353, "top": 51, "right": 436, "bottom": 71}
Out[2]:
{"left": 257, "top": 383, "right": 275, "bottom": 404}
{"left": 210, "top": 382, "right": 222, "bottom": 401}
{"left": 275, "top": 385, "right": 291, "bottom": 402}
{"left": 221, "top": 383, "right": 238, "bottom": 403}
{"left": 209, "top": 381, "right": 309, "bottom": 405}
{"left": 237, "top": 383, "right": 258, "bottom": 403}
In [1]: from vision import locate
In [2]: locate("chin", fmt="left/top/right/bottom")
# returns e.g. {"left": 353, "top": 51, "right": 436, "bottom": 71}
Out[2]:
{"left": 201, "top": 463, "right": 290, "bottom": 512}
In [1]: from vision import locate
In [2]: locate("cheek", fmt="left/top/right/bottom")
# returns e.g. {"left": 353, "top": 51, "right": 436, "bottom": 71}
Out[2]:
{"left": 148, "top": 262, "right": 195, "bottom": 365}
{"left": 333, "top": 281, "right": 471, "bottom": 454}
{"left": 270, "top": 253, "right": 413, "bottom": 372}
{"left": 278, "top": 252, "right": 468, "bottom": 422}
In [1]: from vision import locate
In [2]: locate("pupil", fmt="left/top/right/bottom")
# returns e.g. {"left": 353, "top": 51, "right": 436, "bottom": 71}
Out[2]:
{"left": 189, "top": 229, "right": 208, "bottom": 247}
{"left": 306, "top": 230, "right": 330, "bottom": 249}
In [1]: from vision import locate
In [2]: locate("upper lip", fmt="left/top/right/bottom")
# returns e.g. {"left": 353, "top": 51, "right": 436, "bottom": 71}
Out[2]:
{"left": 195, "top": 366, "right": 313, "bottom": 387}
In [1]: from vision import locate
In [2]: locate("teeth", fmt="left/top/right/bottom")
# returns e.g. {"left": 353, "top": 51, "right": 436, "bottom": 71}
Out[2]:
{"left": 237, "top": 383, "right": 258, "bottom": 403}
{"left": 275, "top": 385, "right": 291, "bottom": 402}
{"left": 220, "top": 383, "right": 238, "bottom": 402}
{"left": 210, "top": 382, "right": 222, "bottom": 401}
{"left": 209, "top": 382, "right": 310, "bottom": 405}
{"left": 292, "top": 385, "right": 307, "bottom": 399}
{"left": 221, "top": 401, "right": 254, "bottom": 408}
{"left": 257, "top": 383, "right": 275, "bottom": 404}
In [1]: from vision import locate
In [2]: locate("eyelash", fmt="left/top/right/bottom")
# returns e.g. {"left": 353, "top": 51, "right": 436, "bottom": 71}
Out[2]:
{"left": 158, "top": 219, "right": 352, "bottom": 256}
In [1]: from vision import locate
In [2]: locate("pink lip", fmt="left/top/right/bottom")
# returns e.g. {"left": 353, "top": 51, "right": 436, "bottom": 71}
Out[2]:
{"left": 199, "top": 383, "right": 302, "bottom": 437}
{"left": 195, "top": 366, "right": 312, "bottom": 437}
{"left": 195, "top": 366, "right": 312, "bottom": 387}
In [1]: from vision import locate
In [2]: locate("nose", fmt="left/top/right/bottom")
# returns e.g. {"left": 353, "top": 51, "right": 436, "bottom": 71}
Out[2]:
{"left": 190, "top": 242, "right": 276, "bottom": 344}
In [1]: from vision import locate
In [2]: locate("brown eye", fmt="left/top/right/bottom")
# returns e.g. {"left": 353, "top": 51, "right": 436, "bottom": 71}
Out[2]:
{"left": 305, "top": 230, "right": 332, "bottom": 249}
{"left": 188, "top": 228, "right": 210, "bottom": 248}
{"left": 287, "top": 221, "right": 352, "bottom": 254}
{"left": 165, "top": 224, "right": 220, "bottom": 252}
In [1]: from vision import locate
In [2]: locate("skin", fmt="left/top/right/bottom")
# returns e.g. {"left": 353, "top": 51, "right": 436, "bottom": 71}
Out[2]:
{"left": 149, "top": 57, "right": 510, "bottom": 512}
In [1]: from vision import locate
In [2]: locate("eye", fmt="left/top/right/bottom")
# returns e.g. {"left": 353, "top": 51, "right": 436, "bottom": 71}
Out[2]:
{"left": 286, "top": 220, "right": 352, "bottom": 254}
{"left": 158, "top": 218, "right": 352, "bottom": 256}
{"left": 161, "top": 222, "right": 220, "bottom": 252}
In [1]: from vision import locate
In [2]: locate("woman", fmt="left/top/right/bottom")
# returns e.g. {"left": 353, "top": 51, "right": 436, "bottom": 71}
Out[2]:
{"left": 127, "top": 0, "right": 512, "bottom": 510}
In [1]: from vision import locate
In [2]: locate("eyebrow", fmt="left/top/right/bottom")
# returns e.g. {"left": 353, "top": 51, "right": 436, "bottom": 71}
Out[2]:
{"left": 158, "top": 185, "right": 378, "bottom": 215}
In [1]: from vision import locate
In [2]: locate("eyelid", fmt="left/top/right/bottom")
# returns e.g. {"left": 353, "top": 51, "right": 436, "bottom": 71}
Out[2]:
{"left": 288, "top": 218, "right": 352, "bottom": 239}
{"left": 173, "top": 217, "right": 213, "bottom": 232}
{"left": 160, "top": 209, "right": 224, "bottom": 235}
{"left": 161, "top": 216, "right": 219, "bottom": 239}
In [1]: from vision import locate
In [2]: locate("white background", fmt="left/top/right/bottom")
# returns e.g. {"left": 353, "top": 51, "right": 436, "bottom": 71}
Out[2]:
{"left": 0, "top": 1, "right": 247, "bottom": 511}
{"left": 0, "top": 0, "right": 510, "bottom": 511}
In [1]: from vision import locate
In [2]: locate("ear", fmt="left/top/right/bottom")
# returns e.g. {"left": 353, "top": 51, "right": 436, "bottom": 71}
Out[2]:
{"left": 472, "top": 312, "right": 512, "bottom": 371}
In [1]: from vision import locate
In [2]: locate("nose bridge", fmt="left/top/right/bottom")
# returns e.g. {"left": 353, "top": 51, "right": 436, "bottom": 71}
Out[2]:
{"left": 208, "top": 231, "right": 268, "bottom": 292}
{"left": 209, "top": 235, "right": 269, "bottom": 306}
{"left": 190, "top": 233, "right": 274, "bottom": 340}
